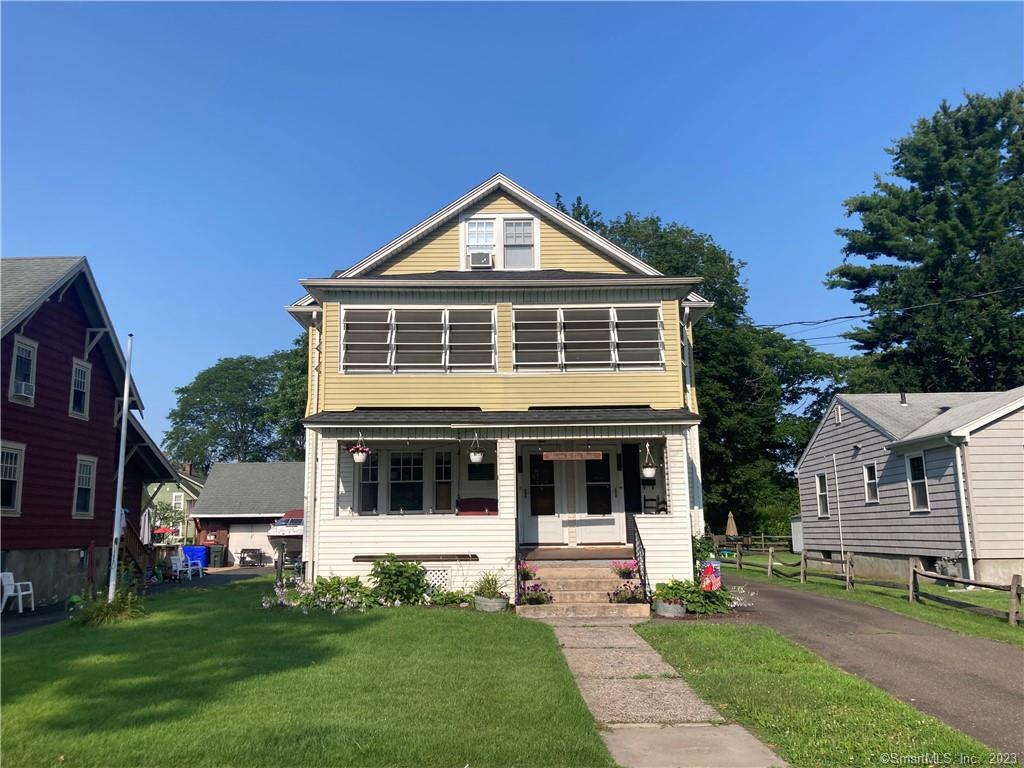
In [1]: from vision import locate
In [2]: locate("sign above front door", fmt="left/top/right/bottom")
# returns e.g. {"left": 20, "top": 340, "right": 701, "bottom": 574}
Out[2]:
{"left": 542, "top": 451, "right": 604, "bottom": 461}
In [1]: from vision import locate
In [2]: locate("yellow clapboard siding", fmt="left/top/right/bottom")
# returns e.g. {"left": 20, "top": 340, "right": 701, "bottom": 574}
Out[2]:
{"left": 369, "top": 191, "right": 632, "bottom": 275}
{"left": 314, "top": 300, "right": 684, "bottom": 413}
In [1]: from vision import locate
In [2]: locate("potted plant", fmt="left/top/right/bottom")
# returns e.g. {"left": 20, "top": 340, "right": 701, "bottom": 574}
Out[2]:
{"left": 608, "top": 583, "right": 645, "bottom": 604}
{"left": 517, "top": 560, "right": 538, "bottom": 581}
{"left": 519, "top": 583, "right": 553, "bottom": 605}
{"left": 472, "top": 572, "right": 509, "bottom": 612}
{"left": 640, "top": 441, "right": 658, "bottom": 479}
{"left": 348, "top": 435, "right": 371, "bottom": 464}
{"left": 468, "top": 433, "right": 484, "bottom": 464}
{"left": 610, "top": 559, "right": 638, "bottom": 578}
{"left": 652, "top": 579, "right": 690, "bottom": 618}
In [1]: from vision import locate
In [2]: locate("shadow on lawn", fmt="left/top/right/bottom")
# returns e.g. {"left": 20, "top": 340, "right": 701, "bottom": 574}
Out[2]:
{"left": 1, "top": 579, "right": 383, "bottom": 737}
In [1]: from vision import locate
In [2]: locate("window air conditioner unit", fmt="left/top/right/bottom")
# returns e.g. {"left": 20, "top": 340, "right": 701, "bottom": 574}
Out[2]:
{"left": 14, "top": 381, "right": 34, "bottom": 398}
{"left": 468, "top": 250, "right": 494, "bottom": 269}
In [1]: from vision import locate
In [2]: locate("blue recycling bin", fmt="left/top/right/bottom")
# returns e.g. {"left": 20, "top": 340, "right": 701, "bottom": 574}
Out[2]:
{"left": 182, "top": 545, "right": 208, "bottom": 568}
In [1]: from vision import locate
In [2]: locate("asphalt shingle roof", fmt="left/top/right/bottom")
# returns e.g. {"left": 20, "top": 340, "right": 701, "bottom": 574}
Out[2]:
{"left": 192, "top": 462, "right": 304, "bottom": 518}
{"left": 1, "top": 257, "right": 84, "bottom": 331}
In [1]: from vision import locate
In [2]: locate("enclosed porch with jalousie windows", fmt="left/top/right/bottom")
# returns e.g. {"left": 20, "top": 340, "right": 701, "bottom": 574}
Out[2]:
{"left": 304, "top": 407, "right": 704, "bottom": 593}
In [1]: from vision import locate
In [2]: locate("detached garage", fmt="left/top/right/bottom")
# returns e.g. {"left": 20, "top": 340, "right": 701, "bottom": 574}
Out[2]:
{"left": 192, "top": 462, "right": 304, "bottom": 566}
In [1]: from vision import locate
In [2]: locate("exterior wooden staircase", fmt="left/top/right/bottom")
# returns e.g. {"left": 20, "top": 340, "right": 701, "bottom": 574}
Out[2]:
{"left": 516, "top": 561, "right": 650, "bottom": 619}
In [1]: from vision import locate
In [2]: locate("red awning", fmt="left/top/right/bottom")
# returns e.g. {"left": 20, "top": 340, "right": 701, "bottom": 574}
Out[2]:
{"left": 282, "top": 509, "right": 304, "bottom": 520}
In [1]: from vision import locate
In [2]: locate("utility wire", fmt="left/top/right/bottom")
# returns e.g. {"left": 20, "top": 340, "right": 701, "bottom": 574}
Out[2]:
{"left": 756, "top": 285, "right": 1024, "bottom": 330}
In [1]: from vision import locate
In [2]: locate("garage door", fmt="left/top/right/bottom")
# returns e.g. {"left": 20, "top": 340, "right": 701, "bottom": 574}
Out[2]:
{"left": 228, "top": 522, "right": 274, "bottom": 565}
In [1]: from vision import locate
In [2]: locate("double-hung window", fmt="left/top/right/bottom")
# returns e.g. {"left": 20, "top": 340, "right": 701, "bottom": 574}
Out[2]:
{"left": 463, "top": 215, "right": 538, "bottom": 269}
{"left": 171, "top": 492, "right": 185, "bottom": 511}
{"left": 341, "top": 308, "right": 495, "bottom": 373}
{"left": 512, "top": 306, "right": 664, "bottom": 371}
{"left": 73, "top": 455, "right": 97, "bottom": 519}
{"left": 356, "top": 453, "right": 380, "bottom": 515}
{"left": 863, "top": 463, "right": 879, "bottom": 503}
{"left": 69, "top": 358, "right": 91, "bottom": 419}
{"left": 906, "top": 454, "right": 930, "bottom": 511}
{"left": 434, "top": 452, "right": 453, "bottom": 511}
{"left": 389, "top": 452, "right": 424, "bottom": 513}
{"left": 8, "top": 336, "right": 38, "bottom": 405}
{"left": 503, "top": 220, "right": 535, "bottom": 269}
{"left": 815, "top": 473, "right": 830, "bottom": 517}
{"left": 1, "top": 442, "right": 26, "bottom": 516}
{"left": 466, "top": 220, "right": 496, "bottom": 268}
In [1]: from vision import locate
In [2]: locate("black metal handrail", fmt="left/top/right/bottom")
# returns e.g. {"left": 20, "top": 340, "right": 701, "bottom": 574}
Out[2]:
{"left": 629, "top": 515, "right": 651, "bottom": 602}
{"left": 513, "top": 508, "right": 522, "bottom": 606}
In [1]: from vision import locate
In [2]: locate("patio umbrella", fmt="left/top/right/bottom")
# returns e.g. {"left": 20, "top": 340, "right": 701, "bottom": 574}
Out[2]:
{"left": 725, "top": 511, "right": 738, "bottom": 537}
{"left": 153, "top": 526, "right": 178, "bottom": 535}
{"left": 140, "top": 508, "right": 152, "bottom": 545}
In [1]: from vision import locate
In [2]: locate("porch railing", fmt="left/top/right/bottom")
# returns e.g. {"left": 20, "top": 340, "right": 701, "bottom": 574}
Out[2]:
{"left": 628, "top": 515, "right": 651, "bottom": 602}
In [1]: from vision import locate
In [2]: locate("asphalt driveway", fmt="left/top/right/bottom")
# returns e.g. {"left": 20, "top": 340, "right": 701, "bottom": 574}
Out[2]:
{"left": 727, "top": 577, "right": 1024, "bottom": 755}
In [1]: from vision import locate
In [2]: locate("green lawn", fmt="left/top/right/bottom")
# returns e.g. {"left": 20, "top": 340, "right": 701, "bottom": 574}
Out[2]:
{"left": 2, "top": 578, "right": 613, "bottom": 768}
{"left": 638, "top": 623, "right": 991, "bottom": 768}
{"left": 720, "top": 556, "right": 1024, "bottom": 648}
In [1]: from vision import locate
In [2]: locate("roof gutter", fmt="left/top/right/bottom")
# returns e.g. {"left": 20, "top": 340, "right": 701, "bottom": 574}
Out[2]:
{"left": 945, "top": 435, "right": 976, "bottom": 582}
{"left": 300, "top": 276, "right": 704, "bottom": 291}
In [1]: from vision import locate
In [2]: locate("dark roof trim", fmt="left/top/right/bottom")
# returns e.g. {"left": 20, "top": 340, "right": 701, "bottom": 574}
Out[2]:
{"left": 304, "top": 407, "right": 699, "bottom": 428}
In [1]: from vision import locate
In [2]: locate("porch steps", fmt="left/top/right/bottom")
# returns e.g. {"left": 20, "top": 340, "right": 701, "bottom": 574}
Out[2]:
{"left": 518, "top": 562, "right": 650, "bottom": 619}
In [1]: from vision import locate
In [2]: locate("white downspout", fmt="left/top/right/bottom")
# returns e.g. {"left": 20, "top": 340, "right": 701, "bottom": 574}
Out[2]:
{"left": 946, "top": 436, "right": 976, "bottom": 582}
{"left": 831, "top": 453, "right": 846, "bottom": 568}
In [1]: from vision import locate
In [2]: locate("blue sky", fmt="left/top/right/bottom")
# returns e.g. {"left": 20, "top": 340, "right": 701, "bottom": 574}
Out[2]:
{"left": 3, "top": 2, "right": 1021, "bottom": 442}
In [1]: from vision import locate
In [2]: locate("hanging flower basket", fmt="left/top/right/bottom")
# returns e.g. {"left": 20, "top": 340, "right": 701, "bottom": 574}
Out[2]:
{"left": 641, "top": 441, "right": 658, "bottom": 479}
{"left": 348, "top": 434, "right": 371, "bottom": 463}
{"left": 468, "top": 432, "right": 484, "bottom": 463}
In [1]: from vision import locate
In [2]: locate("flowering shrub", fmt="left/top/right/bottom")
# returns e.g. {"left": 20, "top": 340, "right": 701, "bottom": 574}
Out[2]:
{"left": 727, "top": 585, "right": 756, "bottom": 609}
{"left": 519, "top": 583, "right": 553, "bottom": 605}
{"left": 610, "top": 559, "right": 638, "bottom": 578}
{"left": 653, "top": 579, "right": 733, "bottom": 614}
{"left": 370, "top": 554, "right": 429, "bottom": 605}
{"left": 607, "top": 583, "right": 645, "bottom": 604}
{"left": 517, "top": 560, "right": 539, "bottom": 581}
{"left": 262, "top": 576, "right": 373, "bottom": 614}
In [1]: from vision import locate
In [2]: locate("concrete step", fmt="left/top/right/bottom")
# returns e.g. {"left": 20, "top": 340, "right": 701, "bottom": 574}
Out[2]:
{"left": 525, "top": 578, "right": 639, "bottom": 591}
{"left": 531, "top": 566, "right": 622, "bottom": 580}
{"left": 516, "top": 602, "right": 651, "bottom": 619}
{"left": 545, "top": 590, "right": 625, "bottom": 603}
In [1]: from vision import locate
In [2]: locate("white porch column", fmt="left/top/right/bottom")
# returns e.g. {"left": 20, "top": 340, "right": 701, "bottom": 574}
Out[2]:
{"left": 496, "top": 438, "right": 517, "bottom": 519}
{"left": 664, "top": 433, "right": 691, "bottom": 518}
{"left": 685, "top": 426, "right": 706, "bottom": 535}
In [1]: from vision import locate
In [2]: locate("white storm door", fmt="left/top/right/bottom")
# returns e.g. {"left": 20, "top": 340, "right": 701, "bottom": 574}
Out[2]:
{"left": 575, "top": 446, "right": 625, "bottom": 545}
{"left": 518, "top": 449, "right": 567, "bottom": 545}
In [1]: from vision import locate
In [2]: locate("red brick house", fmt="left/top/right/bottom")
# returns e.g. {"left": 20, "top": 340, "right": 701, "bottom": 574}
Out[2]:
{"left": 1, "top": 257, "right": 175, "bottom": 603}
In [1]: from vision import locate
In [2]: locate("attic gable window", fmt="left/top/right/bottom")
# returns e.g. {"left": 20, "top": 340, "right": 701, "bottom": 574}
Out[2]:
{"left": 8, "top": 335, "right": 38, "bottom": 406}
{"left": 341, "top": 307, "right": 495, "bottom": 374}
{"left": 462, "top": 214, "right": 539, "bottom": 270}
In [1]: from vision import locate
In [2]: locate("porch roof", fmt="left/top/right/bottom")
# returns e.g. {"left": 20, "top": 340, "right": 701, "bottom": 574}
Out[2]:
{"left": 304, "top": 406, "right": 699, "bottom": 428}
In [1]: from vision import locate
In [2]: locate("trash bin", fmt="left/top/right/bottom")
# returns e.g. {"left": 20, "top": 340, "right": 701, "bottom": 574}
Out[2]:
{"left": 182, "top": 545, "right": 208, "bottom": 569}
{"left": 208, "top": 545, "right": 225, "bottom": 568}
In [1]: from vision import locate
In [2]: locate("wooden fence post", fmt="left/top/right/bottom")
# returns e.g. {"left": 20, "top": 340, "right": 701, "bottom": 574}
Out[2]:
{"left": 737, "top": 543, "right": 743, "bottom": 571}
{"left": 767, "top": 546, "right": 774, "bottom": 578}
{"left": 908, "top": 558, "right": 917, "bottom": 603}
{"left": 845, "top": 551, "right": 854, "bottom": 591}
{"left": 1010, "top": 574, "right": 1021, "bottom": 627}
{"left": 800, "top": 551, "right": 807, "bottom": 583}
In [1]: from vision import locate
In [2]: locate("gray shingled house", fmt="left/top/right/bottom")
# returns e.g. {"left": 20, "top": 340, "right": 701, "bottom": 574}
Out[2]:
{"left": 191, "top": 462, "right": 304, "bottom": 565}
{"left": 795, "top": 387, "right": 1024, "bottom": 582}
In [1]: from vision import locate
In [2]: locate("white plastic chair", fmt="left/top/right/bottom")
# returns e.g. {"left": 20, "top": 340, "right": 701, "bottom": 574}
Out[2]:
{"left": 1, "top": 572, "right": 35, "bottom": 613}
{"left": 170, "top": 555, "right": 202, "bottom": 581}
{"left": 182, "top": 550, "right": 204, "bottom": 579}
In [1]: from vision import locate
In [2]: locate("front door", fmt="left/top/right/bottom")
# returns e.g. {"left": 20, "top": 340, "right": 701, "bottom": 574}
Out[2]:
{"left": 576, "top": 446, "right": 625, "bottom": 545}
{"left": 518, "top": 449, "right": 567, "bottom": 545}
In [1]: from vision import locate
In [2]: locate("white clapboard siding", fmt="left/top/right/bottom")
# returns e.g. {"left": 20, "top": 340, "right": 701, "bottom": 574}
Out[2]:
{"left": 967, "top": 408, "right": 1024, "bottom": 560}
{"left": 496, "top": 438, "right": 516, "bottom": 519}
{"left": 635, "top": 515, "right": 693, "bottom": 584}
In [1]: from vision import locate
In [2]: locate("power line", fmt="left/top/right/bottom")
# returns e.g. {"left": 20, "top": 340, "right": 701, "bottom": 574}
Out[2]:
{"left": 756, "top": 285, "right": 1024, "bottom": 331}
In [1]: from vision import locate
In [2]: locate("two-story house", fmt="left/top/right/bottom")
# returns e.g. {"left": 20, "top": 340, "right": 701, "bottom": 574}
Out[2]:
{"left": 1, "top": 257, "right": 176, "bottom": 603}
{"left": 288, "top": 175, "right": 712, "bottom": 614}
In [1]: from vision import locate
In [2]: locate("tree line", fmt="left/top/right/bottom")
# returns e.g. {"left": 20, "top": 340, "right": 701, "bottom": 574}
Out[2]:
{"left": 164, "top": 89, "right": 1023, "bottom": 533}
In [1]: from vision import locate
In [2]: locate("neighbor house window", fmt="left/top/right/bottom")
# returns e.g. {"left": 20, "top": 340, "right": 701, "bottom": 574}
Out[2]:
{"left": 434, "top": 451, "right": 453, "bottom": 511}
{"left": 356, "top": 453, "right": 379, "bottom": 515}
{"left": 69, "top": 358, "right": 92, "bottom": 419}
{"left": 341, "top": 307, "right": 495, "bottom": 373}
{"left": 389, "top": 452, "right": 423, "bottom": 512}
{"left": 171, "top": 492, "right": 185, "bottom": 511}
{"left": 1, "top": 442, "right": 26, "bottom": 516}
{"left": 815, "top": 473, "right": 829, "bottom": 517}
{"left": 512, "top": 306, "right": 663, "bottom": 371}
{"left": 503, "top": 220, "right": 535, "bottom": 269}
{"left": 8, "top": 336, "right": 38, "bottom": 405}
{"left": 863, "top": 463, "right": 879, "bottom": 503}
{"left": 906, "top": 454, "right": 930, "bottom": 511}
{"left": 73, "top": 455, "right": 97, "bottom": 518}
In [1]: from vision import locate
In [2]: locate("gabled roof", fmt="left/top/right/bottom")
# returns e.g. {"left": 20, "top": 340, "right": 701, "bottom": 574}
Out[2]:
{"left": 342, "top": 173, "right": 661, "bottom": 278}
{"left": 1, "top": 256, "right": 143, "bottom": 409}
{"left": 888, "top": 385, "right": 1024, "bottom": 447}
{"left": 126, "top": 412, "right": 177, "bottom": 483}
{"left": 192, "top": 462, "right": 304, "bottom": 518}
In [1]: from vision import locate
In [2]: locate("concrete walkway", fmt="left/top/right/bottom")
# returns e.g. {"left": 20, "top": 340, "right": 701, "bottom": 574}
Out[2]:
{"left": 548, "top": 618, "right": 786, "bottom": 768}
{"left": 729, "top": 578, "right": 1024, "bottom": 755}
{"left": 1, "top": 567, "right": 273, "bottom": 638}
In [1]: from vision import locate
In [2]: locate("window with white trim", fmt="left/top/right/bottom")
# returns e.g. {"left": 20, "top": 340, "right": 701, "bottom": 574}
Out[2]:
{"left": 434, "top": 451, "right": 453, "bottom": 511}
{"left": 463, "top": 214, "right": 539, "bottom": 270}
{"left": 171, "top": 492, "right": 185, "bottom": 511}
{"left": 73, "top": 455, "right": 97, "bottom": 519}
{"left": 906, "top": 454, "right": 930, "bottom": 511}
{"left": 8, "top": 336, "right": 38, "bottom": 405}
{"left": 389, "top": 452, "right": 424, "bottom": 512}
{"left": 1, "top": 442, "right": 26, "bottom": 516}
{"left": 863, "top": 462, "right": 879, "bottom": 503}
{"left": 356, "top": 453, "right": 379, "bottom": 515}
{"left": 815, "top": 473, "right": 829, "bottom": 517}
{"left": 69, "top": 358, "right": 91, "bottom": 419}
{"left": 341, "top": 308, "right": 495, "bottom": 373}
{"left": 512, "top": 306, "right": 664, "bottom": 371}
{"left": 503, "top": 220, "right": 534, "bottom": 269}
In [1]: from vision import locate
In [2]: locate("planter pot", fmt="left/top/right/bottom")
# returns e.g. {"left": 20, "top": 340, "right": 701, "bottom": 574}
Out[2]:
{"left": 641, "top": 465, "right": 658, "bottom": 479}
{"left": 469, "top": 451, "right": 485, "bottom": 464}
{"left": 654, "top": 599, "right": 687, "bottom": 618}
{"left": 474, "top": 595, "right": 509, "bottom": 613}
{"left": 351, "top": 451, "right": 369, "bottom": 464}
